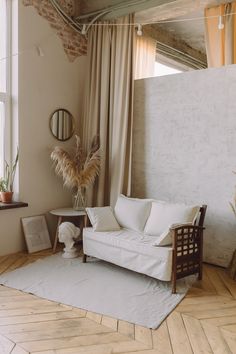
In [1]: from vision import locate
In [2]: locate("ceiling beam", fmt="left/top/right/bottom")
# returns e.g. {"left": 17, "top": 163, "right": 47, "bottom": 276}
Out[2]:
{"left": 136, "top": 0, "right": 201, "bottom": 22}
{"left": 79, "top": 0, "right": 181, "bottom": 20}
{"left": 135, "top": 0, "right": 231, "bottom": 23}
{"left": 78, "top": 0, "right": 228, "bottom": 21}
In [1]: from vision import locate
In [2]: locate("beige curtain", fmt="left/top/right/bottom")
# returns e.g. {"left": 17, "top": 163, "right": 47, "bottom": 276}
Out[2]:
{"left": 135, "top": 36, "right": 156, "bottom": 79}
{"left": 205, "top": 2, "right": 236, "bottom": 67}
{"left": 82, "top": 15, "right": 134, "bottom": 207}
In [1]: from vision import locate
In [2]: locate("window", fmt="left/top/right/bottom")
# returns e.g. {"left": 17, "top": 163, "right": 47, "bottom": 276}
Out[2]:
{"left": 154, "top": 52, "right": 192, "bottom": 78}
{"left": 155, "top": 42, "right": 206, "bottom": 77}
{"left": 0, "top": 0, "right": 10, "bottom": 177}
{"left": 154, "top": 61, "right": 183, "bottom": 77}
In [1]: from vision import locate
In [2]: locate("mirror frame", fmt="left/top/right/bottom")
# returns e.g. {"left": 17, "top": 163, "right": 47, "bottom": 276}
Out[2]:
{"left": 49, "top": 108, "right": 75, "bottom": 142}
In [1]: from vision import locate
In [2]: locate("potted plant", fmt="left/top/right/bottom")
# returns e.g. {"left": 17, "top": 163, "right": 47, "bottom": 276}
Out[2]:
{"left": 0, "top": 148, "right": 19, "bottom": 203}
{"left": 51, "top": 135, "right": 100, "bottom": 210}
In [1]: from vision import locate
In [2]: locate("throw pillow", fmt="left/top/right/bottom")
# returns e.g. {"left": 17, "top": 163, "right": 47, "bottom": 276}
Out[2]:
{"left": 86, "top": 207, "right": 120, "bottom": 232}
{"left": 114, "top": 194, "right": 152, "bottom": 232}
{"left": 153, "top": 222, "right": 193, "bottom": 246}
{"left": 145, "top": 201, "right": 200, "bottom": 238}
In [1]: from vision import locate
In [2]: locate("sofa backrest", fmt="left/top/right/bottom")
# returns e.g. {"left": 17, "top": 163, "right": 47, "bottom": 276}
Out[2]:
{"left": 114, "top": 195, "right": 152, "bottom": 233}
{"left": 114, "top": 195, "right": 207, "bottom": 234}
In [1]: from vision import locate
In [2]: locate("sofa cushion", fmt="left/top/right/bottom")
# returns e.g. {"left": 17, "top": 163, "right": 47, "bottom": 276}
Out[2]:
{"left": 114, "top": 195, "right": 152, "bottom": 233}
{"left": 86, "top": 207, "right": 120, "bottom": 232}
{"left": 144, "top": 201, "right": 200, "bottom": 240}
{"left": 83, "top": 227, "right": 173, "bottom": 280}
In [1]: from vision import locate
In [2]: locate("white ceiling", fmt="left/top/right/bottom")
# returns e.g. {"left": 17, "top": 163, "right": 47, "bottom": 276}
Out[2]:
{"left": 156, "top": 9, "right": 206, "bottom": 53}
{"left": 135, "top": 0, "right": 231, "bottom": 54}
{"left": 79, "top": 0, "right": 231, "bottom": 54}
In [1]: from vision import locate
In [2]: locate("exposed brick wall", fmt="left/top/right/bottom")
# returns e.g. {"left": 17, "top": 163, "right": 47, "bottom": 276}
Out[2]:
{"left": 22, "top": 0, "right": 87, "bottom": 61}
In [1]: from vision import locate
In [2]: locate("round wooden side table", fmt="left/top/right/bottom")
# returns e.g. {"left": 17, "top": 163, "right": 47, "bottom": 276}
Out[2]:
{"left": 50, "top": 208, "right": 87, "bottom": 253}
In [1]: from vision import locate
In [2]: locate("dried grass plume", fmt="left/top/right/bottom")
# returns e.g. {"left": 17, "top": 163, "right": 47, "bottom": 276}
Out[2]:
{"left": 51, "top": 135, "right": 100, "bottom": 193}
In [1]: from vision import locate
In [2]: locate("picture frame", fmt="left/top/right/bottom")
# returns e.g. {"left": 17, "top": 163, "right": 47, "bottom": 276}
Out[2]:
{"left": 21, "top": 215, "right": 52, "bottom": 253}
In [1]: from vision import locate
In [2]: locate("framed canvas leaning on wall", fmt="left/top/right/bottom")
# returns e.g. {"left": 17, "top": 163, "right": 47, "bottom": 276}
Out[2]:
{"left": 21, "top": 215, "right": 52, "bottom": 253}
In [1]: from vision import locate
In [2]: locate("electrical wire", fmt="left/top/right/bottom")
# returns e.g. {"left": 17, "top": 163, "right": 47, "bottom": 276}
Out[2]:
{"left": 77, "top": 12, "right": 236, "bottom": 26}
{"left": 0, "top": 1, "right": 234, "bottom": 62}
{"left": 49, "top": 0, "right": 82, "bottom": 32}
{"left": 47, "top": 0, "right": 236, "bottom": 35}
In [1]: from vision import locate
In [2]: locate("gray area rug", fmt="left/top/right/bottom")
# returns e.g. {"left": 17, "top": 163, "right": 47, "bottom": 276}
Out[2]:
{"left": 0, "top": 254, "right": 195, "bottom": 329}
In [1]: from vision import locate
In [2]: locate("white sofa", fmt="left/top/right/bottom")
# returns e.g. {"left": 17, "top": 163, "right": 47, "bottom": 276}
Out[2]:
{"left": 83, "top": 195, "right": 207, "bottom": 293}
{"left": 83, "top": 228, "right": 173, "bottom": 281}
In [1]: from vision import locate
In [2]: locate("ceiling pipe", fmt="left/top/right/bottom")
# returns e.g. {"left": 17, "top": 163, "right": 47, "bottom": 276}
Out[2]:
{"left": 75, "top": 0, "right": 150, "bottom": 20}
{"left": 49, "top": 0, "right": 82, "bottom": 32}
{"left": 49, "top": 0, "right": 111, "bottom": 35}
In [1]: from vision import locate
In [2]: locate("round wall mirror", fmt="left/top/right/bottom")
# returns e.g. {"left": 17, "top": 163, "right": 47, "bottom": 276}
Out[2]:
{"left": 50, "top": 109, "right": 75, "bottom": 141}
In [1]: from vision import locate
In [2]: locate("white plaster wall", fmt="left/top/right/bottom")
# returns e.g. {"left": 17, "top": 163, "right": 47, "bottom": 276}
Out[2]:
{"left": 0, "top": 2, "right": 87, "bottom": 255}
{"left": 133, "top": 65, "right": 236, "bottom": 267}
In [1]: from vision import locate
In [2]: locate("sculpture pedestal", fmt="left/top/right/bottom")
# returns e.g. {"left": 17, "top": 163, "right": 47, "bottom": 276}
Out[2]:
{"left": 62, "top": 246, "right": 79, "bottom": 259}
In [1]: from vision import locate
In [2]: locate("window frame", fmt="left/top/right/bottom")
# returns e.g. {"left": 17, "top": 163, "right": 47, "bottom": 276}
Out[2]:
{"left": 156, "top": 53, "right": 191, "bottom": 73}
{"left": 0, "top": 0, "right": 12, "bottom": 177}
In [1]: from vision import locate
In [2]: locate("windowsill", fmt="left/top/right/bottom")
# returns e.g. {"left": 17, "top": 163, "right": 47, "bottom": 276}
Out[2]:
{"left": 0, "top": 201, "right": 28, "bottom": 211}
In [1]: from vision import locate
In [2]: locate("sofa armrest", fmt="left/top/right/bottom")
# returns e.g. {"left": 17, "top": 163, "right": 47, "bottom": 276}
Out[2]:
{"left": 170, "top": 224, "right": 204, "bottom": 293}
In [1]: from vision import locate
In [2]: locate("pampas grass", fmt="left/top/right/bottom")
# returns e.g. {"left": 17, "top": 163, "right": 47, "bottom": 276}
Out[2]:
{"left": 51, "top": 135, "right": 100, "bottom": 204}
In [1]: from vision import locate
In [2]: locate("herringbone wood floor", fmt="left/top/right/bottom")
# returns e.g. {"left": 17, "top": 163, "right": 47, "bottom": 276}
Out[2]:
{"left": 0, "top": 249, "right": 236, "bottom": 354}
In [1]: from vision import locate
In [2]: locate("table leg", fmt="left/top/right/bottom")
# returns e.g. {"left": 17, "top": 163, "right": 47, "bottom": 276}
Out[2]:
{"left": 80, "top": 214, "right": 88, "bottom": 240}
{"left": 53, "top": 216, "right": 62, "bottom": 253}
{"left": 73, "top": 214, "right": 87, "bottom": 246}
{"left": 84, "top": 214, "right": 88, "bottom": 228}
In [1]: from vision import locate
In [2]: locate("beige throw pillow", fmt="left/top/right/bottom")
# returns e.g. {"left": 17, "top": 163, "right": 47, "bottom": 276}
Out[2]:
{"left": 144, "top": 201, "right": 200, "bottom": 246}
{"left": 86, "top": 207, "right": 120, "bottom": 232}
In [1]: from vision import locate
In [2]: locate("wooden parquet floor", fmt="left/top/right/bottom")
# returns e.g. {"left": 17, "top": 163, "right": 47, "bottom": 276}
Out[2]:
{"left": 0, "top": 250, "right": 236, "bottom": 354}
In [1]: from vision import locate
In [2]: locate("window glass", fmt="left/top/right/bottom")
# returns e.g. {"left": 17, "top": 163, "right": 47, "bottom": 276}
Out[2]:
{"left": 0, "top": 102, "right": 5, "bottom": 175}
{"left": 155, "top": 61, "right": 183, "bottom": 77}
{"left": 0, "top": 0, "right": 7, "bottom": 92}
{"left": 0, "top": 0, "right": 7, "bottom": 178}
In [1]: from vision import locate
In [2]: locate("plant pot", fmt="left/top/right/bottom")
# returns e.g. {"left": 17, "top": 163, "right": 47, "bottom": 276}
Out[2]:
{"left": 0, "top": 191, "right": 13, "bottom": 203}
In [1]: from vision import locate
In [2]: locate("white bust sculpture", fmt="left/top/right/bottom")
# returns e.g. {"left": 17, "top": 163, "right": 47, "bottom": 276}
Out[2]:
{"left": 58, "top": 222, "right": 80, "bottom": 259}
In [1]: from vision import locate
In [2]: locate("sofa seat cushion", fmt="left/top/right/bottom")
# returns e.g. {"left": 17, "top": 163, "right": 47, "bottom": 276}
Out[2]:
{"left": 83, "top": 227, "right": 173, "bottom": 281}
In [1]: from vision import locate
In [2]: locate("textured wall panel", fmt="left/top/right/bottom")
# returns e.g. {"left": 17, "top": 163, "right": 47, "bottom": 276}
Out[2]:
{"left": 132, "top": 65, "right": 236, "bottom": 267}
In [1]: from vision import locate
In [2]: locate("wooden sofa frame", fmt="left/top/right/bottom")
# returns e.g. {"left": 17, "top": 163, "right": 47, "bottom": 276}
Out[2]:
{"left": 83, "top": 205, "right": 207, "bottom": 294}
{"left": 171, "top": 205, "right": 207, "bottom": 293}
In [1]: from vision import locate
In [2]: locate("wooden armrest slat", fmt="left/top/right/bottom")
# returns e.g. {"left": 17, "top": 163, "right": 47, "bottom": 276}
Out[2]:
{"left": 171, "top": 204, "right": 207, "bottom": 294}
{"left": 176, "top": 253, "right": 200, "bottom": 264}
